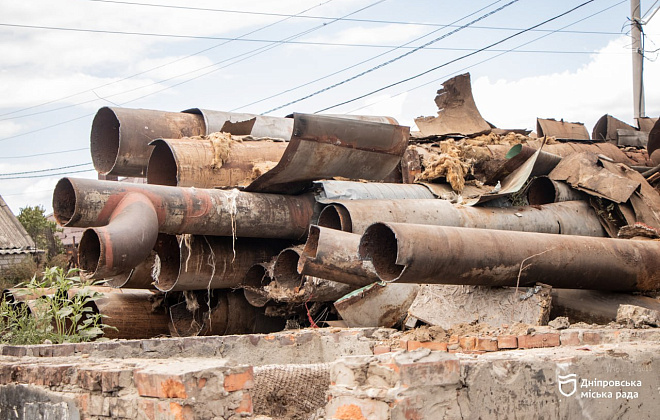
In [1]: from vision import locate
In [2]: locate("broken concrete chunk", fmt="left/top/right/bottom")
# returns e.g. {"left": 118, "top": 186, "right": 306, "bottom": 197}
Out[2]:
{"left": 616, "top": 304, "right": 660, "bottom": 328}
{"left": 407, "top": 284, "right": 552, "bottom": 330}
{"left": 548, "top": 317, "right": 570, "bottom": 330}
{"left": 414, "top": 73, "right": 491, "bottom": 137}
{"left": 334, "top": 282, "right": 419, "bottom": 328}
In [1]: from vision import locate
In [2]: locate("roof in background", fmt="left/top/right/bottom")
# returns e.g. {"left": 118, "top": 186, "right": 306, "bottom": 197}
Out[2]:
{"left": 0, "top": 195, "right": 37, "bottom": 254}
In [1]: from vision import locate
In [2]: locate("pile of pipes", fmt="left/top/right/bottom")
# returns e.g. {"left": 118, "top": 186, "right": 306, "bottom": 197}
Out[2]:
{"left": 42, "top": 73, "right": 660, "bottom": 339}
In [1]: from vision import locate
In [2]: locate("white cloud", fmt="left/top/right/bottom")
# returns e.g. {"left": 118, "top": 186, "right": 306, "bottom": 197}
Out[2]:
{"left": 346, "top": 92, "right": 410, "bottom": 125}
{"left": 0, "top": 121, "right": 23, "bottom": 138}
{"left": 472, "top": 19, "right": 660, "bottom": 132}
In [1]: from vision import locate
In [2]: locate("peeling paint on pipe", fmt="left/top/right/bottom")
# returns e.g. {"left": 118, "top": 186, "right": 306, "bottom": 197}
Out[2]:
{"left": 358, "top": 223, "right": 660, "bottom": 291}
{"left": 298, "top": 226, "right": 378, "bottom": 287}
{"left": 319, "top": 199, "right": 605, "bottom": 237}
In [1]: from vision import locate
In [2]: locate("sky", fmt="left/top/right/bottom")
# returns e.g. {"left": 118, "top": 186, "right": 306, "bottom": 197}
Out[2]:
{"left": 1, "top": 0, "right": 659, "bottom": 215}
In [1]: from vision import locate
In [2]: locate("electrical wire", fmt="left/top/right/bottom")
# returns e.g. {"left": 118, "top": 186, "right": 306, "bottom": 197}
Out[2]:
{"left": 315, "top": 0, "right": 596, "bottom": 113}
{"left": 262, "top": 0, "right": 521, "bottom": 114}
{"left": 0, "top": 163, "right": 92, "bottom": 177}
{"left": 0, "top": 148, "right": 89, "bottom": 159}
{"left": 0, "top": 0, "right": 335, "bottom": 119}
{"left": 0, "top": 168, "right": 95, "bottom": 180}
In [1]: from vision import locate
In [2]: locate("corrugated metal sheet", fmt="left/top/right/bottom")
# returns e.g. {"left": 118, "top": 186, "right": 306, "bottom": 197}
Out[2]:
{"left": 0, "top": 195, "right": 36, "bottom": 254}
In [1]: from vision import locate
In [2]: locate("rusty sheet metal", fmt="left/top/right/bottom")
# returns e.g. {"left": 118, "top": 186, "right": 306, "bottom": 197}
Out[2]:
{"left": 525, "top": 139, "right": 634, "bottom": 165}
{"left": 268, "top": 246, "right": 355, "bottom": 303}
{"left": 244, "top": 113, "right": 409, "bottom": 194}
{"left": 315, "top": 180, "right": 435, "bottom": 201}
{"left": 414, "top": 73, "right": 491, "bottom": 137}
{"left": 319, "top": 199, "right": 605, "bottom": 237}
{"left": 526, "top": 177, "right": 588, "bottom": 205}
{"left": 54, "top": 177, "right": 317, "bottom": 240}
{"left": 497, "top": 144, "right": 562, "bottom": 179}
{"left": 78, "top": 192, "right": 159, "bottom": 279}
{"left": 536, "top": 118, "right": 590, "bottom": 140}
{"left": 184, "top": 108, "right": 294, "bottom": 140}
{"left": 592, "top": 114, "right": 636, "bottom": 143}
{"left": 616, "top": 129, "right": 648, "bottom": 148}
{"left": 147, "top": 136, "right": 287, "bottom": 188}
{"left": 91, "top": 107, "right": 206, "bottom": 177}
{"left": 91, "top": 289, "right": 170, "bottom": 339}
{"left": 153, "top": 235, "right": 289, "bottom": 292}
{"left": 548, "top": 153, "right": 640, "bottom": 203}
{"left": 647, "top": 118, "right": 660, "bottom": 165}
{"left": 334, "top": 282, "right": 419, "bottom": 328}
{"left": 298, "top": 226, "right": 379, "bottom": 287}
{"left": 358, "top": 222, "right": 660, "bottom": 292}
{"left": 637, "top": 117, "right": 658, "bottom": 132}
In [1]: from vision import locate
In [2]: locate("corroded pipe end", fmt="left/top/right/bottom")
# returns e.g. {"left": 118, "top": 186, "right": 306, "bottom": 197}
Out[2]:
{"left": 90, "top": 107, "right": 121, "bottom": 175}
{"left": 317, "top": 205, "right": 352, "bottom": 232}
{"left": 78, "top": 229, "right": 103, "bottom": 276}
{"left": 359, "top": 223, "right": 404, "bottom": 282}
{"left": 526, "top": 176, "right": 556, "bottom": 205}
{"left": 152, "top": 236, "right": 183, "bottom": 292}
{"left": 53, "top": 178, "right": 77, "bottom": 226}
{"left": 299, "top": 226, "right": 321, "bottom": 274}
{"left": 147, "top": 139, "right": 178, "bottom": 186}
{"left": 273, "top": 248, "right": 303, "bottom": 290}
{"left": 243, "top": 264, "right": 273, "bottom": 307}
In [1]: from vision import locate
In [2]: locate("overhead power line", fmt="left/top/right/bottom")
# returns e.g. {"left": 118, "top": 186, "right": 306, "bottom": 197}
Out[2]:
{"left": 85, "top": 0, "right": 624, "bottom": 35}
{"left": 0, "top": 162, "right": 92, "bottom": 176}
{"left": 0, "top": 168, "right": 96, "bottom": 180}
{"left": 262, "top": 0, "right": 521, "bottom": 114}
{"left": 315, "top": 0, "right": 597, "bottom": 113}
{"left": 0, "top": 0, "right": 336, "bottom": 119}
{"left": 0, "top": 147, "right": 89, "bottom": 159}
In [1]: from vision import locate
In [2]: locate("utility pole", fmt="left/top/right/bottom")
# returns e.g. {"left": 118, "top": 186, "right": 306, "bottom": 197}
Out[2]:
{"left": 631, "top": 0, "right": 645, "bottom": 119}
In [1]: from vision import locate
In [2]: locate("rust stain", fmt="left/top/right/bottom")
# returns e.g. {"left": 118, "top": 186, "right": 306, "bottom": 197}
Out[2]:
{"left": 161, "top": 378, "right": 187, "bottom": 398}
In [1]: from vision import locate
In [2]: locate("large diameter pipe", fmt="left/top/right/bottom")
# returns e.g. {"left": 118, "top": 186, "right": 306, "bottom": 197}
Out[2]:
{"left": 106, "top": 234, "right": 178, "bottom": 288}
{"left": 298, "top": 226, "right": 378, "bottom": 287}
{"left": 358, "top": 223, "right": 660, "bottom": 292}
{"left": 91, "top": 107, "right": 206, "bottom": 177}
{"left": 55, "top": 177, "right": 316, "bottom": 238}
{"left": 550, "top": 289, "right": 660, "bottom": 324}
{"left": 154, "top": 235, "right": 289, "bottom": 291}
{"left": 78, "top": 192, "right": 159, "bottom": 279}
{"left": 526, "top": 177, "right": 589, "bottom": 205}
{"left": 147, "top": 136, "right": 287, "bottom": 188}
{"left": 319, "top": 199, "right": 605, "bottom": 237}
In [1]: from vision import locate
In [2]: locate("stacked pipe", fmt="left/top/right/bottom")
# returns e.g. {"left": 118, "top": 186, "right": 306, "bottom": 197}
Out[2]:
{"left": 52, "top": 104, "right": 660, "bottom": 339}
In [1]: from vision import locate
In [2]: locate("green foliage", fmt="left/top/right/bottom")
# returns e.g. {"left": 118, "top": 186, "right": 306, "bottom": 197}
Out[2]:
{"left": 0, "top": 257, "right": 39, "bottom": 290}
{"left": 17, "top": 205, "right": 63, "bottom": 255}
{"left": 0, "top": 267, "right": 114, "bottom": 345}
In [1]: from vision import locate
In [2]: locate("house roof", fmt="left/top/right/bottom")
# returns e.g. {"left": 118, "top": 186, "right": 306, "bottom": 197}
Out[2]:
{"left": 0, "top": 195, "right": 37, "bottom": 255}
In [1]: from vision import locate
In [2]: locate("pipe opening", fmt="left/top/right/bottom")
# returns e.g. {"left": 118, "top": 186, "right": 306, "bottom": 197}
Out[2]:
{"left": 53, "top": 178, "right": 76, "bottom": 225}
{"left": 301, "top": 225, "right": 320, "bottom": 260}
{"left": 527, "top": 177, "right": 556, "bottom": 205}
{"left": 273, "top": 249, "right": 303, "bottom": 289}
{"left": 243, "top": 264, "right": 272, "bottom": 307}
{"left": 359, "top": 223, "right": 404, "bottom": 281}
{"left": 147, "top": 140, "right": 178, "bottom": 186}
{"left": 152, "top": 235, "right": 183, "bottom": 292}
{"left": 79, "top": 229, "right": 101, "bottom": 275}
{"left": 90, "top": 107, "right": 120, "bottom": 175}
{"left": 318, "top": 205, "right": 352, "bottom": 232}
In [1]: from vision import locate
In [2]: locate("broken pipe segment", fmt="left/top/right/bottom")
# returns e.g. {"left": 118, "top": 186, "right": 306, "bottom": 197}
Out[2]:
{"left": 319, "top": 199, "right": 605, "bottom": 237}
{"left": 358, "top": 222, "right": 660, "bottom": 292}
{"left": 54, "top": 178, "right": 316, "bottom": 278}
{"left": 299, "top": 225, "right": 379, "bottom": 287}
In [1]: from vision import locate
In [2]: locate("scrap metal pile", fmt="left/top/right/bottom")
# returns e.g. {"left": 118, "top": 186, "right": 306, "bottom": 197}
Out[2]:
{"left": 38, "top": 73, "right": 660, "bottom": 338}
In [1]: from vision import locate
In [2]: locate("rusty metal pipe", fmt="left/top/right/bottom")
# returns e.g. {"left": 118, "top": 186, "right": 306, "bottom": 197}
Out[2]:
{"left": 54, "top": 177, "right": 317, "bottom": 240}
{"left": 358, "top": 223, "right": 660, "bottom": 291}
{"left": 243, "top": 262, "right": 274, "bottom": 307}
{"left": 550, "top": 289, "right": 660, "bottom": 324}
{"left": 153, "top": 235, "right": 289, "bottom": 292}
{"left": 526, "top": 176, "right": 588, "bottom": 205}
{"left": 91, "top": 107, "right": 206, "bottom": 177}
{"left": 90, "top": 289, "right": 170, "bottom": 339}
{"left": 298, "top": 226, "right": 378, "bottom": 287}
{"left": 147, "top": 137, "right": 287, "bottom": 188}
{"left": 78, "top": 192, "right": 159, "bottom": 279}
{"left": 319, "top": 199, "right": 605, "bottom": 236}
{"left": 105, "top": 234, "right": 178, "bottom": 288}
{"left": 269, "top": 246, "right": 355, "bottom": 303}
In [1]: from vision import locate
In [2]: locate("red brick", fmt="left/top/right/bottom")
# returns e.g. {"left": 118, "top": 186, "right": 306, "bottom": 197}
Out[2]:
{"left": 394, "top": 357, "right": 460, "bottom": 387}
{"left": 475, "top": 337, "right": 498, "bottom": 352}
{"left": 138, "top": 399, "right": 156, "bottom": 420}
{"left": 517, "top": 333, "right": 560, "bottom": 349}
{"left": 224, "top": 367, "right": 254, "bottom": 392}
{"left": 497, "top": 335, "right": 518, "bottom": 349}
{"left": 459, "top": 336, "right": 477, "bottom": 351}
{"left": 236, "top": 393, "right": 253, "bottom": 415}
{"left": 77, "top": 368, "right": 103, "bottom": 391}
{"left": 134, "top": 371, "right": 191, "bottom": 398}
{"left": 373, "top": 345, "right": 392, "bottom": 355}
{"left": 407, "top": 341, "right": 448, "bottom": 352}
{"left": 560, "top": 331, "right": 580, "bottom": 346}
{"left": 168, "top": 402, "right": 194, "bottom": 420}
{"left": 582, "top": 331, "right": 602, "bottom": 345}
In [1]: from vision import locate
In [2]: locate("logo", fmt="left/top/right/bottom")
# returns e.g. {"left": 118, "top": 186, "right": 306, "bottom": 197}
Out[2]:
{"left": 558, "top": 373, "right": 577, "bottom": 397}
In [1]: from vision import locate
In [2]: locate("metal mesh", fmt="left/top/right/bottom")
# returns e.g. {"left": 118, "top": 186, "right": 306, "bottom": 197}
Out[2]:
{"left": 252, "top": 363, "right": 330, "bottom": 420}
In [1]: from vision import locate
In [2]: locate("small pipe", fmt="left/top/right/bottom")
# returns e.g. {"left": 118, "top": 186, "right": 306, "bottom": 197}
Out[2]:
{"left": 526, "top": 177, "right": 588, "bottom": 205}
{"left": 358, "top": 222, "right": 660, "bottom": 292}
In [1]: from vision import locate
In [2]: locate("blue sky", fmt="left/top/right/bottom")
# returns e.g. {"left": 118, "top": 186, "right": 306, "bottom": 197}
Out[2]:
{"left": 1, "top": 0, "right": 659, "bottom": 214}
